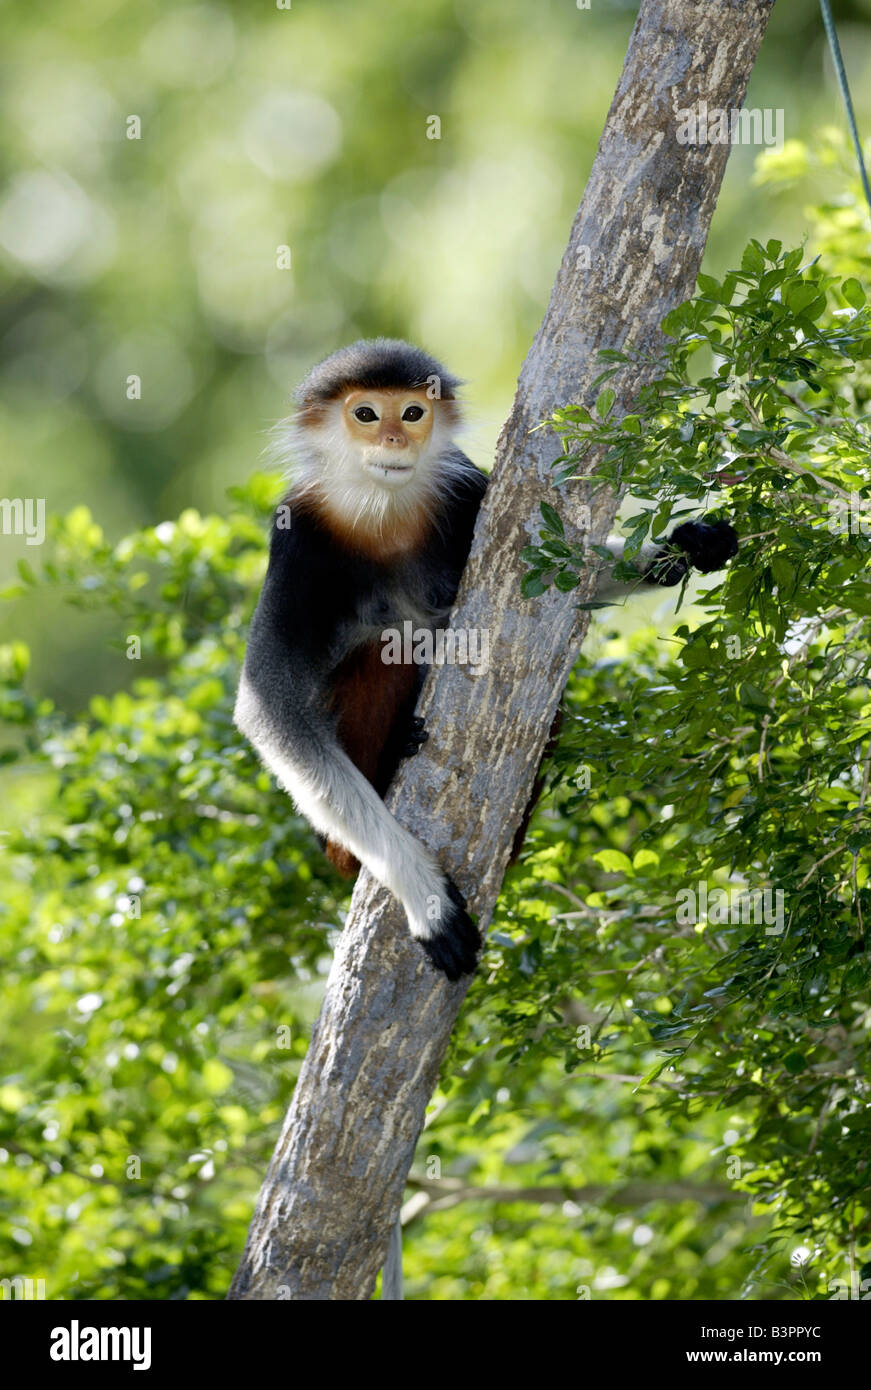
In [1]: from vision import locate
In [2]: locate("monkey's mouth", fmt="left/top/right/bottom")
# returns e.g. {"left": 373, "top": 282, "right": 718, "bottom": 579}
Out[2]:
{"left": 364, "top": 459, "right": 415, "bottom": 482}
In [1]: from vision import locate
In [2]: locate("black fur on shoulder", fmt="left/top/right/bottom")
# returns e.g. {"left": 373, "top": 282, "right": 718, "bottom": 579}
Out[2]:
{"left": 296, "top": 338, "right": 463, "bottom": 410}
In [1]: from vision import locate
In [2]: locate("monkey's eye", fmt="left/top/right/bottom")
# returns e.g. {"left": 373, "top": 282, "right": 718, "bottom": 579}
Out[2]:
{"left": 402, "top": 405, "right": 425, "bottom": 422}
{"left": 353, "top": 405, "right": 378, "bottom": 423}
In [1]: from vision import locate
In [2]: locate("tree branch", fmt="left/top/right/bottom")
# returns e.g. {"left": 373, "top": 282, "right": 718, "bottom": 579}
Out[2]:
{"left": 228, "top": 0, "right": 777, "bottom": 1302}
{"left": 400, "top": 1176, "right": 742, "bottom": 1225}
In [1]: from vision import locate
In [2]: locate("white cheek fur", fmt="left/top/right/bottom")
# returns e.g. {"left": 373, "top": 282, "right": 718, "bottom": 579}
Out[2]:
{"left": 270, "top": 404, "right": 460, "bottom": 536}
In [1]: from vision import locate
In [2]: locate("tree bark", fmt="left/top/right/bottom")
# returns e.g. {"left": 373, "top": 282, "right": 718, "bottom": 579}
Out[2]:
{"left": 228, "top": 0, "right": 776, "bottom": 1301}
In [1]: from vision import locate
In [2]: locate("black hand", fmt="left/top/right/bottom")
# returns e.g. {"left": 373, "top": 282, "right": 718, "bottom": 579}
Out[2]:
{"left": 669, "top": 518, "right": 739, "bottom": 573}
{"left": 647, "top": 517, "right": 739, "bottom": 586}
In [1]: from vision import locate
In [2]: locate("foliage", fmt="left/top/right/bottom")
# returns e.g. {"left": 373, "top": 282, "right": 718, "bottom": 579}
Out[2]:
{"left": 3, "top": 153, "right": 871, "bottom": 1301}
{"left": 0, "top": 488, "right": 343, "bottom": 1298}
{"left": 517, "top": 229, "right": 871, "bottom": 1295}
{"left": 0, "top": 0, "right": 863, "bottom": 709}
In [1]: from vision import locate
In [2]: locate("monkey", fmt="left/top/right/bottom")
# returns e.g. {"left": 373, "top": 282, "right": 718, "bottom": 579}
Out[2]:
{"left": 234, "top": 338, "right": 738, "bottom": 983}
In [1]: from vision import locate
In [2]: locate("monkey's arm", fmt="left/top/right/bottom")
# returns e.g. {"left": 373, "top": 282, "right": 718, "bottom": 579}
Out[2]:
{"left": 508, "top": 517, "right": 738, "bottom": 863}
{"left": 234, "top": 517, "right": 480, "bottom": 981}
{"left": 593, "top": 517, "right": 738, "bottom": 602}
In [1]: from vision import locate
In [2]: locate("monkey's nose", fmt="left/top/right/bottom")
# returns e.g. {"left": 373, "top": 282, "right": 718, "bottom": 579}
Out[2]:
{"left": 382, "top": 433, "right": 406, "bottom": 446}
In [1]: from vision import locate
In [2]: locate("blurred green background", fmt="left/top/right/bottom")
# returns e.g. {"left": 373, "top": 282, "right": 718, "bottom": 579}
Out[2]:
{"left": 2, "top": 0, "right": 871, "bottom": 705}
{"left": 2, "top": 0, "right": 871, "bottom": 1305}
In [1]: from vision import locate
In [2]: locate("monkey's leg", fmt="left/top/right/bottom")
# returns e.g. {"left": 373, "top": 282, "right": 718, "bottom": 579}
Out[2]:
{"left": 325, "top": 646, "right": 420, "bottom": 878}
{"left": 324, "top": 841, "right": 362, "bottom": 878}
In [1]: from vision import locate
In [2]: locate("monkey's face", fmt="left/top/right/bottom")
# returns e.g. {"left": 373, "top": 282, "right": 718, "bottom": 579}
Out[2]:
{"left": 341, "top": 387, "right": 435, "bottom": 488}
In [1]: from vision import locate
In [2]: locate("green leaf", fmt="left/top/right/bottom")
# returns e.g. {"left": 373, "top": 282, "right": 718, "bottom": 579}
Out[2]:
{"left": 633, "top": 848, "right": 660, "bottom": 870}
{"left": 771, "top": 555, "right": 794, "bottom": 589}
{"left": 593, "top": 849, "right": 634, "bottom": 874}
{"left": 651, "top": 501, "right": 672, "bottom": 538}
{"left": 634, "top": 1056, "right": 674, "bottom": 1090}
{"left": 738, "top": 681, "right": 770, "bottom": 712}
{"left": 554, "top": 570, "right": 580, "bottom": 592}
{"left": 782, "top": 1052, "right": 805, "bottom": 1075}
{"left": 842, "top": 277, "right": 866, "bottom": 309}
{"left": 785, "top": 282, "right": 819, "bottom": 313}
{"left": 521, "top": 570, "right": 548, "bottom": 599}
{"left": 539, "top": 501, "right": 564, "bottom": 536}
{"left": 538, "top": 537, "right": 572, "bottom": 559}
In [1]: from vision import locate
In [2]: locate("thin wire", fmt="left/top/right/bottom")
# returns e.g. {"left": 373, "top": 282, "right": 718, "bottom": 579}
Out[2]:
{"left": 819, "top": 0, "right": 871, "bottom": 214}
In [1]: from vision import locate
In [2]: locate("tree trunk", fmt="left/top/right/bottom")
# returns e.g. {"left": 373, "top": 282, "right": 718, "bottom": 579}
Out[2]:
{"left": 228, "top": 0, "right": 776, "bottom": 1301}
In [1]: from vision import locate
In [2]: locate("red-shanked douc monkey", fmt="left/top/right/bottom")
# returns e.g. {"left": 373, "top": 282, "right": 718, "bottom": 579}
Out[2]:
{"left": 234, "top": 339, "right": 737, "bottom": 980}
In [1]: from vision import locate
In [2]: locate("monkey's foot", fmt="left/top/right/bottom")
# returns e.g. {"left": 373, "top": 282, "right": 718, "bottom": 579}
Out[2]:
{"left": 401, "top": 715, "right": 429, "bottom": 758}
{"left": 418, "top": 879, "right": 481, "bottom": 982}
